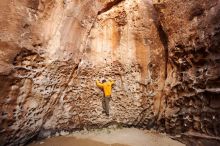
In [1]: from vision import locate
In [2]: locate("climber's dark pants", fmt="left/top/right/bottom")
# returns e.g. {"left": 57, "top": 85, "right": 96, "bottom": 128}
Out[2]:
{"left": 102, "top": 96, "right": 110, "bottom": 116}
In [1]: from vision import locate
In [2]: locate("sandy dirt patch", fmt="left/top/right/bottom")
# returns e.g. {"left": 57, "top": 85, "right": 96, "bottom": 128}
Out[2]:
{"left": 29, "top": 128, "right": 185, "bottom": 146}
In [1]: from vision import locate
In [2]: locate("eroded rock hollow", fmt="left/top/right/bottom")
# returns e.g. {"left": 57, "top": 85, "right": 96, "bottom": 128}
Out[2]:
{"left": 0, "top": 0, "right": 219, "bottom": 145}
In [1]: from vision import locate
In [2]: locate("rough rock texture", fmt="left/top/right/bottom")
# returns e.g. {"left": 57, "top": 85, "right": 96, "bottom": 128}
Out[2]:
{"left": 0, "top": 0, "right": 166, "bottom": 145}
{"left": 154, "top": 0, "right": 220, "bottom": 139}
{"left": 0, "top": 0, "right": 220, "bottom": 145}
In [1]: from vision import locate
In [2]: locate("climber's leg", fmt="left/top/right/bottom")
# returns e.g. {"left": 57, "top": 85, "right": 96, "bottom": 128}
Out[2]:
{"left": 104, "top": 96, "right": 110, "bottom": 116}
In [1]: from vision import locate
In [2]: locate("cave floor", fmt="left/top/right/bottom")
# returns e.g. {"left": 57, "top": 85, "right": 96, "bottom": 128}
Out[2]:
{"left": 29, "top": 128, "right": 185, "bottom": 146}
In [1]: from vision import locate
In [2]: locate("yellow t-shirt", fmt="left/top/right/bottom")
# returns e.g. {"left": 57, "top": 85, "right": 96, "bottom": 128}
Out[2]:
{"left": 96, "top": 80, "right": 115, "bottom": 96}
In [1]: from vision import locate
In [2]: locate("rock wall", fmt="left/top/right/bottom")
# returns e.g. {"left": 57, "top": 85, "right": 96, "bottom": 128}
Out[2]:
{"left": 154, "top": 0, "right": 220, "bottom": 139}
{"left": 0, "top": 0, "right": 166, "bottom": 145}
{"left": 0, "top": 0, "right": 220, "bottom": 145}
{"left": 0, "top": 0, "right": 101, "bottom": 145}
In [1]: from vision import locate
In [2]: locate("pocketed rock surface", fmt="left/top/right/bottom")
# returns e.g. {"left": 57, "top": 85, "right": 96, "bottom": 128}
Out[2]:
{"left": 154, "top": 0, "right": 220, "bottom": 137}
{"left": 0, "top": 0, "right": 220, "bottom": 146}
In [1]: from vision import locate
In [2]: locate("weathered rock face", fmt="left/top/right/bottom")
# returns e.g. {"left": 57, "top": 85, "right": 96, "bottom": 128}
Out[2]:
{"left": 0, "top": 0, "right": 219, "bottom": 145}
{"left": 154, "top": 0, "right": 220, "bottom": 138}
{"left": 0, "top": 0, "right": 166, "bottom": 145}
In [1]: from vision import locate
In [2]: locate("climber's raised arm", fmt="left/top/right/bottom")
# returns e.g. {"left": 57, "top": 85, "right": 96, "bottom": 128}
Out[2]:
{"left": 96, "top": 80, "right": 104, "bottom": 88}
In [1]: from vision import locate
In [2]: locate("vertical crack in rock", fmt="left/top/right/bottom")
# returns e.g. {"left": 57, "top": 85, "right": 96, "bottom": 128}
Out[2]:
{"left": 151, "top": 2, "right": 169, "bottom": 80}
{"left": 156, "top": 23, "right": 168, "bottom": 79}
{"left": 98, "top": 0, "right": 125, "bottom": 15}
{"left": 154, "top": 22, "right": 169, "bottom": 121}
{"left": 83, "top": 15, "right": 98, "bottom": 54}
{"left": 144, "top": 0, "right": 169, "bottom": 122}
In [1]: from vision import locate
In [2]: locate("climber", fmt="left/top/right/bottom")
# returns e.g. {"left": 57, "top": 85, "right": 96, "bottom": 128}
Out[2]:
{"left": 96, "top": 79, "right": 115, "bottom": 116}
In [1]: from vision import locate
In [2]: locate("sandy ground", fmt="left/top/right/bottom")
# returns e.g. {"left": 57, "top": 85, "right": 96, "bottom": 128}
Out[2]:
{"left": 29, "top": 128, "right": 185, "bottom": 146}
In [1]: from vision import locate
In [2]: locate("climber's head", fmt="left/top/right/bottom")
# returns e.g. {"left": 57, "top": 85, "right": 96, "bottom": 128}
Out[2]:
{"left": 102, "top": 79, "right": 106, "bottom": 83}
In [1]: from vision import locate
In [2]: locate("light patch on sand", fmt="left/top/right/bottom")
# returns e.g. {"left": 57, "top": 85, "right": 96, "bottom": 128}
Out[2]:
{"left": 69, "top": 128, "right": 185, "bottom": 146}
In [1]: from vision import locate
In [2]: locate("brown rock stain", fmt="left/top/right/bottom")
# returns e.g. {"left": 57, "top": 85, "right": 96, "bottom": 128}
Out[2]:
{"left": 61, "top": 18, "right": 84, "bottom": 54}
{"left": 134, "top": 34, "right": 149, "bottom": 81}
{"left": 111, "top": 20, "right": 121, "bottom": 59}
